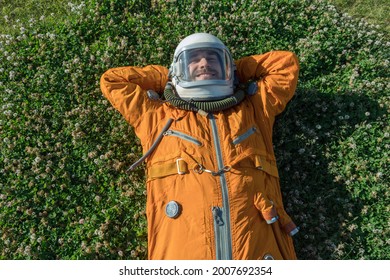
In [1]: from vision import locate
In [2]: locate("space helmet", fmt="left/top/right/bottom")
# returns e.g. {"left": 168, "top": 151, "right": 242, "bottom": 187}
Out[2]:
{"left": 169, "top": 33, "right": 236, "bottom": 101}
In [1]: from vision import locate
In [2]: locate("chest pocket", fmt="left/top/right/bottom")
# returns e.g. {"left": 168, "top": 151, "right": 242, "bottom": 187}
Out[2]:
{"left": 232, "top": 124, "right": 267, "bottom": 153}
{"left": 231, "top": 125, "right": 278, "bottom": 178}
{"left": 163, "top": 129, "right": 203, "bottom": 147}
{"left": 232, "top": 126, "right": 258, "bottom": 145}
{"left": 146, "top": 129, "right": 203, "bottom": 180}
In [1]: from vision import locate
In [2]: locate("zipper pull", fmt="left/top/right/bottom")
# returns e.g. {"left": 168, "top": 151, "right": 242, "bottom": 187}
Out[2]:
{"left": 163, "top": 130, "right": 173, "bottom": 136}
{"left": 212, "top": 207, "right": 224, "bottom": 226}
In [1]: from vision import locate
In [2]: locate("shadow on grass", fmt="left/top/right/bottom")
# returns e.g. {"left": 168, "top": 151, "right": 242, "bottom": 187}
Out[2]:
{"left": 274, "top": 87, "right": 386, "bottom": 259}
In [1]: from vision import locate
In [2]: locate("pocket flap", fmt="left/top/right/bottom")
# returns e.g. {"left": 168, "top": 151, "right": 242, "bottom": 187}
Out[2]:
{"left": 254, "top": 155, "right": 279, "bottom": 178}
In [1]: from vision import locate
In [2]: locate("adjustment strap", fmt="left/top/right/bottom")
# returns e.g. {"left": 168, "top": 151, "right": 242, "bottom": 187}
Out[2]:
{"left": 148, "top": 158, "right": 188, "bottom": 179}
{"left": 147, "top": 156, "right": 201, "bottom": 179}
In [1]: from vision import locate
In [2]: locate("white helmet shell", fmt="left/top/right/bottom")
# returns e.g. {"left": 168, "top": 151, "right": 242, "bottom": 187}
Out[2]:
{"left": 169, "top": 33, "right": 236, "bottom": 101}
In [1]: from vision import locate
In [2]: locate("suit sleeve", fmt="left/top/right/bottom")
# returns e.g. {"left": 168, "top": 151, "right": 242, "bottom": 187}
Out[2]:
{"left": 235, "top": 51, "right": 299, "bottom": 117}
{"left": 100, "top": 65, "right": 169, "bottom": 128}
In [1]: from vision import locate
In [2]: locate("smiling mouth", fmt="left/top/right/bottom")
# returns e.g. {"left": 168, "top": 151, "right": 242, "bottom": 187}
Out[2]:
{"left": 198, "top": 73, "right": 214, "bottom": 77}
{"left": 196, "top": 72, "right": 216, "bottom": 80}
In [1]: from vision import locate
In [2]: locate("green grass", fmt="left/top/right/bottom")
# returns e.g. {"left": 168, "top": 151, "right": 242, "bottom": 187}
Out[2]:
{"left": 0, "top": 0, "right": 389, "bottom": 260}
{"left": 0, "top": 0, "right": 83, "bottom": 34}
{"left": 1, "top": 0, "right": 387, "bottom": 34}
{"left": 330, "top": 0, "right": 390, "bottom": 33}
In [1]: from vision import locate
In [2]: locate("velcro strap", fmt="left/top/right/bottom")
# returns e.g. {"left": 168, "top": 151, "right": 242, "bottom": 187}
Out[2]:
{"left": 147, "top": 158, "right": 189, "bottom": 179}
{"left": 254, "top": 155, "right": 279, "bottom": 178}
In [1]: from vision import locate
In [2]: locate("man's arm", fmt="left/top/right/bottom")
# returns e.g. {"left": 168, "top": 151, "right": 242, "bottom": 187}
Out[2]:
{"left": 100, "top": 65, "right": 169, "bottom": 127}
{"left": 235, "top": 51, "right": 299, "bottom": 117}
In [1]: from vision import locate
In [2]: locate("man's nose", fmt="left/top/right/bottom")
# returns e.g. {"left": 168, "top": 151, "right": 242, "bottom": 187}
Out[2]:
{"left": 199, "top": 57, "right": 209, "bottom": 67}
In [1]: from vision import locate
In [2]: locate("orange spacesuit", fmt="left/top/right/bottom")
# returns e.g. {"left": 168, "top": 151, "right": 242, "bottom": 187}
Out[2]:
{"left": 101, "top": 33, "right": 299, "bottom": 260}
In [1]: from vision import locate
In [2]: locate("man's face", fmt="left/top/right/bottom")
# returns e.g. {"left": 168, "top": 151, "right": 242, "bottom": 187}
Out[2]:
{"left": 187, "top": 50, "right": 223, "bottom": 81}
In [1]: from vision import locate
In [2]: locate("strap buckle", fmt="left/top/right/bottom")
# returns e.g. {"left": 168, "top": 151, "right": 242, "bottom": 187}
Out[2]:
{"left": 176, "top": 158, "right": 186, "bottom": 175}
{"left": 193, "top": 164, "right": 231, "bottom": 176}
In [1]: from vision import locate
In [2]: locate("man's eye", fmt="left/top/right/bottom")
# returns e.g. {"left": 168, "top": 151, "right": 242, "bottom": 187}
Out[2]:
{"left": 189, "top": 58, "right": 199, "bottom": 63}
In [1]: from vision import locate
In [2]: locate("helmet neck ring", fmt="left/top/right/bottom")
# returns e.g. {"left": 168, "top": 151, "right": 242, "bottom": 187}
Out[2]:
{"left": 163, "top": 82, "right": 247, "bottom": 113}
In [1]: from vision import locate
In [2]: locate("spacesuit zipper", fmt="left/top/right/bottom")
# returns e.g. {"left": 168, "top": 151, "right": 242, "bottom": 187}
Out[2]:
{"left": 212, "top": 206, "right": 226, "bottom": 259}
{"left": 163, "top": 130, "right": 202, "bottom": 146}
{"left": 209, "top": 115, "right": 233, "bottom": 260}
{"left": 232, "top": 126, "right": 257, "bottom": 145}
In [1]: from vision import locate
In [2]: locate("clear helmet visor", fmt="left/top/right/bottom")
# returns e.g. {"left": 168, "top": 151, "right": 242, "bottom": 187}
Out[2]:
{"left": 175, "top": 48, "right": 232, "bottom": 82}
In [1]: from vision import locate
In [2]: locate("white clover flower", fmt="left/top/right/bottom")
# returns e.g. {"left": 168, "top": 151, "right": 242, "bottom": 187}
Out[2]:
{"left": 30, "top": 233, "right": 36, "bottom": 241}
{"left": 3, "top": 110, "right": 12, "bottom": 116}
{"left": 34, "top": 156, "right": 42, "bottom": 164}
{"left": 24, "top": 246, "right": 32, "bottom": 256}
{"left": 48, "top": 33, "right": 56, "bottom": 40}
{"left": 375, "top": 172, "right": 383, "bottom": 178}
{"left": 9, "top": 71, "right": 15, "bottom": 80}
